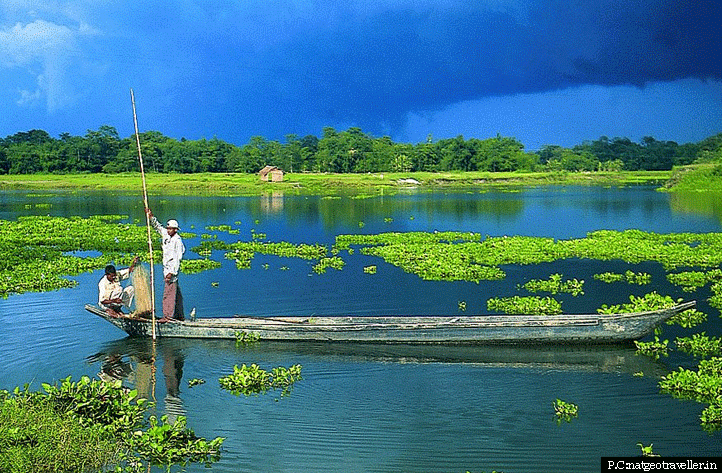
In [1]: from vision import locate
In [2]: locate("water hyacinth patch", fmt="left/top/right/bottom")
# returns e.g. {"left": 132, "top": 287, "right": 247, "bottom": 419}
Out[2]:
{"left": 219, "top": 363, "right": 302, "bottom": 397}
{"left": 521, "top": 273, "right": 584, "bottom": 296}
{"left": 0, "top": 215, "right": 149, "bottom": 298}
{"left": 336, "top": 229, "right": 722, "bottom": 284}
{"left": 597, "top": 292, "right": 679, "bottom": 314}
{"left": 634, "top": 336, "right": 669, "bottom": 360}
{"left": 487, "top": 296, "right": 562, "bottom": 315}
{"left": 659, "top": 357, "right": 722, "bottom": 432}
{"left": 553, "top": 399, "right": 579, "bottom": 424}
{"left": 667, "top": 269, "right": 722, "bottom": 292}
{"left": 666, "top": 308, "right": 707, "bottom": 328}
{"left": 675, "top": 333, "right": 722, "bottom": 358}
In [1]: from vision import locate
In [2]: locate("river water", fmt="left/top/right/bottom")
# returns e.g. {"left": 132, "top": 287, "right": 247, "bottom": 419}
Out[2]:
{"left": 1, "top": 185, "right": 721, "bottom": 472}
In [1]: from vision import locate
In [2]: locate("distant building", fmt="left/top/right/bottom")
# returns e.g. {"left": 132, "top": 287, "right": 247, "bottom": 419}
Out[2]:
{"left": 258, "top": 165, "right": 284, "bottom": 182}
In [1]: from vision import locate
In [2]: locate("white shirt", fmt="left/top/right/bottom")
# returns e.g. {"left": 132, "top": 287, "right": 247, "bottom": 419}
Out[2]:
{"left": 151, "top": 216, "right": 186, "bottom": 277}
{"left": 98, "top": 268, "right": 131, "bottom": 305}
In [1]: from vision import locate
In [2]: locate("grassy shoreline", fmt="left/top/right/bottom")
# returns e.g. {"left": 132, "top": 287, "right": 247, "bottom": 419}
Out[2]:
{"left": 0, "top": 170, "right": 673, "bottom": 195}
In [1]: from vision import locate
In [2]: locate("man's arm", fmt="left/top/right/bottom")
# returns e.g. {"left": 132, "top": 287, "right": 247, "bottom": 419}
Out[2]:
{"left": 146, "top": 209, "right": 164, "bottom": 235}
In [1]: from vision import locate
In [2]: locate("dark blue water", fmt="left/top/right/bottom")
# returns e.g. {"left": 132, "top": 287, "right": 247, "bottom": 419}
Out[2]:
{"left": 1, "top": 185, "right": 721, "bottom": 472}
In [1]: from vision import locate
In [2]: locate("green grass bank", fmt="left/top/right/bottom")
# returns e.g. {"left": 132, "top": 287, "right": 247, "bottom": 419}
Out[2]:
{"left": 0, "top": 170, "right": 674, "bottom": 196}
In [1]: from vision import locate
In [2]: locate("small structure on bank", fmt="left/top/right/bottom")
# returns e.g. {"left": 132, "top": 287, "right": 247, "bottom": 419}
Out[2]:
{"left": 258, "top": 165, "right": 284, "bottom": 182}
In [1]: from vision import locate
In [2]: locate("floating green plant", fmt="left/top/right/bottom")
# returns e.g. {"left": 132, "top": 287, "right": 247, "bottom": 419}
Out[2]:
{"left": 219, "top": 363, "right": 302, "bottom": 397}
{"left": 234, "top": 331, "right": 260, "bottom": 346}
{"left": 487, "top": 296, "right": 562, "bottom": 315}
{"left": 188, "top": 378, "right": 206, "bottom": 388}
{"left": 521, "top": 273, "right": 584, "bottom": 296}
{"left": 597, "top": 292, "right": 679, "bottom": 314}
{"left": 553, "top": 399, "right": 578, "bottom": 423}
{"left": 710, "top": 282, "right": 722, "bottom": 309}
{"left": 659, "top": 357, "right": 722, "bottom": 432}
{"left": 675, "top": 333, "right": 722, "bottom": 358}
{"left": 181, "top": 258, "right": 222, "bottom": 274}
{"left": 634, "top": 336, "right": 669, "bottom": 360}
{"left": 637, "top": 443, "right": 660, "bottom": 457}
{"left": 363, "top": 265, "right": 377, "bottom": 274}
{"left": 0, "top": 215, "right": 150, "bottom": 298}
{"left": 594, "top": 270, "right": 651, "bottom": 285}
{"left": 666, "top": 308, "right": 707, "bottom": 328}
{"left": 593, "top": 272, "right": 625, "bottom": 283}
{"left": 312, "top": 257, "right": 345, "bottom": 274}
{"left": 667, "top": 269, "right": 722, "bottom": 292}
{"left": 335, "top": 229, "right": 722, "bottom": 284}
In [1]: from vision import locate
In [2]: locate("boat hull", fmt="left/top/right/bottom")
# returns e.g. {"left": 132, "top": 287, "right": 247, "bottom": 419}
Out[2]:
{"left": 84, "top": 301, "right": 695, "bottom": 344}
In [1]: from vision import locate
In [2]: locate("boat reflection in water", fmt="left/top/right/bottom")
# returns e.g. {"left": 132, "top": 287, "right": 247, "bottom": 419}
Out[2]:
{"left": 87, "top": 338, "right": 186, "bottom": 423}
{"left": 87, "top": 337, "right": 667, "bottom": 410}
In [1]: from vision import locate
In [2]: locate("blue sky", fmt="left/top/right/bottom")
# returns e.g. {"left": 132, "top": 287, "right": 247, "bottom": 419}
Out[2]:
{"left": 1, "top": 1, "right": 720, "bottom": 150}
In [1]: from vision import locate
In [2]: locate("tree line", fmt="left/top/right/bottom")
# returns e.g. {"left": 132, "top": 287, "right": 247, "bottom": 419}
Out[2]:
{"left": 0, "top": 125, "right": 720, "bottom": 175}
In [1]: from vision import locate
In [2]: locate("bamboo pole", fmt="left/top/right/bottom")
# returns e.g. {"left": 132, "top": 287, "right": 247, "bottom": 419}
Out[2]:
{"left": 131, "top": 88, "right": 157, "bottom": 340}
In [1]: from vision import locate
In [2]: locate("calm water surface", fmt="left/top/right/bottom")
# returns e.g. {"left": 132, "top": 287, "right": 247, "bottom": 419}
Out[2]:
{"left": 1, "top": 185, "right": 721, "bottom": 472}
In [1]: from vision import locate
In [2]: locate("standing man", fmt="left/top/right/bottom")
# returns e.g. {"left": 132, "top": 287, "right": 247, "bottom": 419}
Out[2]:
{"left": 146, "top": 208, "right": 186, "bottom": 322}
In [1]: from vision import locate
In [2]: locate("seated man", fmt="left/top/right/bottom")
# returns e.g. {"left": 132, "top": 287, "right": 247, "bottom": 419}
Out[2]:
{"left": 98, "top": 257, "right": 139, "bottom": 317}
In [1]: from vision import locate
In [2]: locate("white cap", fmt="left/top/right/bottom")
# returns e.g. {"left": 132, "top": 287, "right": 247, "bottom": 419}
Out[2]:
{"left": 166, "top": 219, "right": 180, "bottom": 230}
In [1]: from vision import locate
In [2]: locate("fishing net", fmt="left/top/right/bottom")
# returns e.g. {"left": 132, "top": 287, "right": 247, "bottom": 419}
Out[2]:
{"left": 131, "top": 263, "right": 153, "bottom": 315}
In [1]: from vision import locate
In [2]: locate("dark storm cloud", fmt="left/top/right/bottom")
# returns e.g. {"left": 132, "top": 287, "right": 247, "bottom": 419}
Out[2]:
{"left": 1, "top": 0, "right": 719, "bottom": 144}
{"left": 236, "top": 0, "right": 721, "bottom": 136}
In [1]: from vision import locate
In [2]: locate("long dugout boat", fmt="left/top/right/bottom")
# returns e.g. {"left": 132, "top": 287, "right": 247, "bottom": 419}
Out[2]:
{"left": 85, "top": 301, "right": 695, "bottom": 344}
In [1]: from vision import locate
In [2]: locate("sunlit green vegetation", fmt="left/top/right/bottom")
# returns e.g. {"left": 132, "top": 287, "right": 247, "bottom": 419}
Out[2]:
{"left": 336, "top": 230, "right": 722, "bottom": 285}
{"left": 0, "top": 215, "right": 219, "bottom": 298}
{"left": 667, "top": 269, "right": 722, "bottom": 292}
{"left": 594, "top": 270, "right": 651, "bottom": 285}
{"left": 487, "top": 296, "right": 562, "bottom": 315}
{"left": 219, "top": 363, "right": 302, "bottom": 397}
{"left": 0, "top": 376, "right": 223, "bottom": 472}
{"left": 675, "top": 333, "right": 722, "bottom": 358}
{"left": 521, "top": 273, "right": 584, "bottom": 296}
{"left": 181, "top": 258, "right": 222, "bottom": 274}
{"left": 660, "top": 357, "right": 722, "bottom": 432}
{"left": 553, "top": 399, "right": 579, "bottom": 424}
{"left": 3, "top": 127, "right": 718, "bottom": 177}
{"left": 635, "top": 336, "right": 669, "bottom": 360}
{"left": 597, "top": 292, "right": 679, "bottom": 314}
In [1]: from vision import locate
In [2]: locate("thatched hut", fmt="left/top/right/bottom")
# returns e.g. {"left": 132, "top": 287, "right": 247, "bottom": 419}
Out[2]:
{"left": 258, "top": 165, "right": 284, "bottom": 182}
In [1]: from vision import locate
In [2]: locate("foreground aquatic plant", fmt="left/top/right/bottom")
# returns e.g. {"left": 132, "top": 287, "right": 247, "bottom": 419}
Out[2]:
{"left": 553, "top": 399, "right": 578, "bottom": 424}
{"left": 637, "top": 443, "right": 660, "bottom": 457}
{"left": 0, "top": 376, "right": 223, "bottom": 472}
{"left": 659, "top": 357, "right": 722, "bottom": 432}
{"left": 125, "top": 415, "right": 223, "bottom": 470}
{"left": 219, "top": 363, "right": 302, "bottom": 397}
{"left": 487, "top": 296, "right": 562, "bottom": 315}
{"left": 634, "top": 336, "right": 669, "bottom": 360}
{"left": 675, "top": 333, "right": 722, "bottom": 358}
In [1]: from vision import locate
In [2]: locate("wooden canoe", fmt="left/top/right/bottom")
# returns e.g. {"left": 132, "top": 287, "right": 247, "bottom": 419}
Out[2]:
{"left": 85, "top": 300, "right": 696, "bottom": 344}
